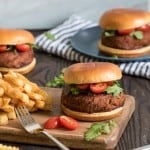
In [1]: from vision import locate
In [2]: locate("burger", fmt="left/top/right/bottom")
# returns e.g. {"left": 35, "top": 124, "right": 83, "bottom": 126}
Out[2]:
{"left": 0, "top": 28, "right": 36, "bottom": 74}
{"left": 61, "top": 62, "right": 125, "bottom": 121}
{"left": 98, "top": 8, "right": 150, "bottom": 58}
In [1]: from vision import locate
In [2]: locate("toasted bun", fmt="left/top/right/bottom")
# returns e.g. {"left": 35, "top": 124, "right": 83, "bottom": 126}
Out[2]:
{"left": 99, "top": 8, "right": 150, "bottom": 30}
{"left": 61, "top": 104, "right": 123, "bottom": 121}
{"left": 0, "top": 29, "right": 34, "bottom": 45}
{"left": 98, "top": 40, "right": 150, "bottom": 58}
{"left": 0, "top": 58, "right": 36, "bottom": 74}
{"left": 64, "top": 62, "right": 122, "bottom": 84}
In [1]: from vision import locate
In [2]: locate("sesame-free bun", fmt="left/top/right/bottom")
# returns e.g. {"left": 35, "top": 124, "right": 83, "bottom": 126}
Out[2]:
{"left": 99, "top": 8, "right": 150, "bottom": 30}
{"left": 0, "top": 29, "right": 35, "bottom": 45}
{"left": 98, "top": 40, "right": 150, "bottom": 58}
{"left": 0, "top": 29, "right": 36, "bottom": 74}
{"left": 64, "top": 62, "right": 122, "bottom": 84}
{"left": 61, "top": 104, "right": 123, "bottom": 121}
{"left": 0, "top": 58, "right": 36, "bottom": 74}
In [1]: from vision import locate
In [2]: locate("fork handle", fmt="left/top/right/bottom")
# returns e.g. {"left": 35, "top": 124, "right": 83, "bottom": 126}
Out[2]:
{"left": 41, "top": 130, "right": 70, "bottom": 150}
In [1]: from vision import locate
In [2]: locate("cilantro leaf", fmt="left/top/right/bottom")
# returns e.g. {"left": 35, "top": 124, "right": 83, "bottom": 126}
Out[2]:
{"left": 112, "top": 55, "right": 118, "bottom": 59}
{"left": 44, "top": 32, "right": 55, "bottom": 40}
{"left": 84, "top": 120, "right": 117, "bottom": 141}
{"left": 105, "top": 81, "right": 123, "bottom": 96}
{"left": 104, "top": 30, "right": 116, "bottom": 37}
{"left": 84, "top": 123, "right": 102, "bottom": 141}
{"left": 46, "top": 70, "right": 64, "bottom": 87}
{"left": 29, "top": 43, "right": 39, "bottom": 49}
{"left": 130, "top": 31, "right": 143, "bottom": 39}
{"left": 109, "top": 120, "right": 117, "bottom": 127}
{"left": 70, "top": 86, "right": 80, "bottom": 95}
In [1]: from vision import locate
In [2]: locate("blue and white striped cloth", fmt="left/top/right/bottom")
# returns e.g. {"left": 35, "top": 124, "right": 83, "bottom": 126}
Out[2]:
{"left": 35, "top": 15, "right": 150, "bottom": 79}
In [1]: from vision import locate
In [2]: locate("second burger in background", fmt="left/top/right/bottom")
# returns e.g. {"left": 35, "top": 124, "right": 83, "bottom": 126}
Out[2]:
{"left": 98, "top": 8, "right": 150, "bottom": 58}
{"left": 61, "top": 62, "right": 125, "bottom": 121}
{"left": 0, "top": 29, "right": 36, "bottom": 74}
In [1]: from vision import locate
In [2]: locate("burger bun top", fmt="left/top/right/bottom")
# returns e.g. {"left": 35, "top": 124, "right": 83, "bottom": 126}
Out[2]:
{"left": 99, "top": 8, "right": 150, "bottom": 30}
{"left": 0, "top": 28, "right": 34, "bottom": 45}
{"left": 64, "top": 62, "right": 122, "bottom": 84}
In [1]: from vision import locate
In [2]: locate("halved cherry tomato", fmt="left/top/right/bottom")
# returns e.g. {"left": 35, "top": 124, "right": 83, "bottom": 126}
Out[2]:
{"left": 16, "top": 44, "right": 31, "bottom": 52}
{"left": 90, "top": 83, "right": 107, "bottom": 93}
{"left": 44, "top": 116, "right": 62, "bottom": 129}
{"left": 136, "top": 24, "right": 150, "bottom": 32}
{"left": 76, "top": 84, "right": 89, "bottom": 90}
{"left": 0, "top": 45, "right": 7, "bottom": 52}
{"left": 118, "top": 28, "right": 134, "bottom": 35}
{"left": 59, "top": 115, "right": 79, "bottom": 130}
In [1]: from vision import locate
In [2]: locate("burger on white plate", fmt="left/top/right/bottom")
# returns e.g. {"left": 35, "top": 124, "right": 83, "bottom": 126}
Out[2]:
{"left": 0, "top": 28, "right": 36, "bottom": 74}
{"left": 61, "top": 62, "right": 125, "bottom": 121}
{"left": 98, "top": 8, "right": 150, "bottom": 58}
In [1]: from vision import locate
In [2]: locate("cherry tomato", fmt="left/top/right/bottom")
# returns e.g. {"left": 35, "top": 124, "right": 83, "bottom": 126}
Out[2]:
{"left": 90, "top": 83, "right": 107, "bottom": 93}
{"left": 136, "top": 24, "right": 150, "bottom": 32}
{"left": 16, "top": 44, "right": 31, "bottom": 52}
{"left": 118, "top": 28, "right": 134, "bottom": 35}
{"left": 59, "top": 115, "right": 79, "bottom": 130}
{"left": 0, "top": 45, "right": 7, "bottom": 52}
{"left": 44, "top": 117, "right": 62, "bottom": 129}
{"left": 76, "top": 84, "right": 89, "bottom": 90}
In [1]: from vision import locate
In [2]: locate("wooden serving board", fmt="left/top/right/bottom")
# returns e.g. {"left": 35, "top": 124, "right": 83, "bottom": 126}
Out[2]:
{"left": 0, "top": 88, "right": 135, "bottom": 150}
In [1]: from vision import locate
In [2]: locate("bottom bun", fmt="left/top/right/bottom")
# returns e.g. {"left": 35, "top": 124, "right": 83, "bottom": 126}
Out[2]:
{"left": 98, "top": 40, "right": 150, "bottom": 58}
{"left": 0, "top": 58, "right": 36, "bottom": 74}
{"left": 61, "top": 104, "right": 123, "bottom": 121}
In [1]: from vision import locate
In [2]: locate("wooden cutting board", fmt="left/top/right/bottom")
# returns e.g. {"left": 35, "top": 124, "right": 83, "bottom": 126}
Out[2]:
{"left": 0, "top": 88, "right": 135, "bottom": 150}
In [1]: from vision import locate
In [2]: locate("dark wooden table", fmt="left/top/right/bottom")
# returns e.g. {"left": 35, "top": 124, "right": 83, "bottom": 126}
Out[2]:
{"left": 1, "top": 31, "right": 150, "bottom": 150}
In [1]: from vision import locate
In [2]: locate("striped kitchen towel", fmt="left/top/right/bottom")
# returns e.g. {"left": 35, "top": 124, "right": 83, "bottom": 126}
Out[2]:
{"left": 35, "top": 15, "right": 150, "bottom": 79}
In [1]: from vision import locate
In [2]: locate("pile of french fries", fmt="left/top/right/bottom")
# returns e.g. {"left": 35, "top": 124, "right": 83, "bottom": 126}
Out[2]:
{"left": 0, "top": 144, "right": 19, "bottom": 150}
{"left": 0, "top": 71, "right": 52, "bottom": 125}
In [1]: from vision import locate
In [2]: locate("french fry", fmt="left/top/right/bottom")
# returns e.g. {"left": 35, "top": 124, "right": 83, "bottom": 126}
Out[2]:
{"left": 0, "top": 144, "right": 19, "bottom": 150}
{"left": 2, "top": 105, "right": 14, "bottom": 113}
{"left": 0, "top": 79, "right": 9, "bottom": 92}
{"left": 2, "top": 96, "right": 11, "bottom": 107}
{"left": 7, "top": 110, "right": 16, "bottom": 120}
{"left": 28, "top": 93, "right": 43, "bottom": 101}
{"left": 4, "top": 73, "right": 24, "bottom": 87}
{"left": 23, "top": 83, "right": 32, "bottom": 93}
{"left": 0, "top": 97, "right": 3, "bottom": 108}
{"left": 25, "top": 100, "right": 35, "bottom": 110}
{"left": 35, "top": 100, "right": 45, "bottom": 109}
{"left": 0, "top": 111, "right": 8, "bottom": 125}
{"left": 0, "top": 73, "right": 2, "bottom": 79}
{"left": 0, "top": 87, "right": 4, "bottom": 97}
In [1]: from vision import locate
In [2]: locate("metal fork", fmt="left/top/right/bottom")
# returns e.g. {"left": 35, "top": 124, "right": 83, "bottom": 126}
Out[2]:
{"left": 15, "top": 106, "right": 70, "bottom": 150}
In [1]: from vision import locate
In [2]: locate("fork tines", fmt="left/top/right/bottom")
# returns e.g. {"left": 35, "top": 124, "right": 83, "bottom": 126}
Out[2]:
{"left": 15, "top": 105, "right": 41, "bottom": 133}
{"left": 15, "top": 106, "right": 34, "bottom": 124}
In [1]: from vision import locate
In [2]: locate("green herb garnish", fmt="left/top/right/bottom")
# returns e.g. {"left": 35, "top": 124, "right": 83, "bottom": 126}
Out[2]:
{"left": 130, "top": 31, "right": 143, "bottom": 39}
{"left": 6, "top": 45, "right": 13, "bottom": 51}
{"left": 46, "top": 69, "right": 65, "bottom": 87}
{"left": 30, "top": 43, "right": 39, "bottom": 49}
{"left": 105, "top": 81, "right": 123, "bottom": 96}
{"left": 84, "top": 120, "right": 117, "bottom": 141}
{"left": 112, "top": 55, "right": 118, "bottom": 59}
{"left": 104, "top": 30, "right": 116, "bottom": 37}
{"left": 45, "top": 32, "right": 55, "bottom": 40}
{"left": 70, "top": 86, "right": 80, "bottom": 95}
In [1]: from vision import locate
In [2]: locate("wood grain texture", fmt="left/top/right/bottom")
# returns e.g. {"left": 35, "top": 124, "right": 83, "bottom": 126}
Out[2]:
{"left": 0, "top": 88, "right": 135, "bottom": 150}
{"left": 116, "top": 75, "right": 150, "bottom": 150}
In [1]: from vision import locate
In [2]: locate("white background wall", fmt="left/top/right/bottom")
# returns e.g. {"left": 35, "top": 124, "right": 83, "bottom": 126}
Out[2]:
{"left": 0, "top": 0, "right": 149, "bottom": 29}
